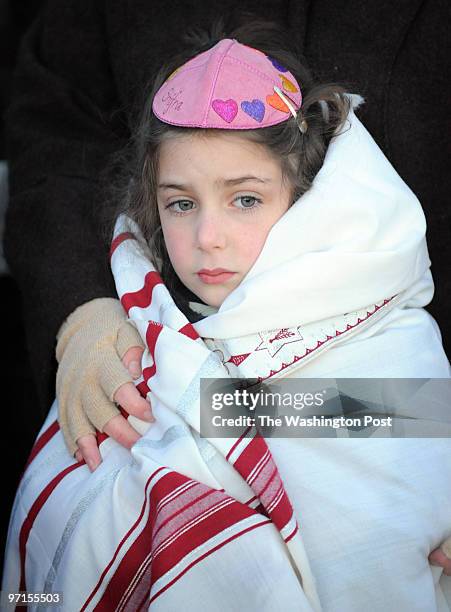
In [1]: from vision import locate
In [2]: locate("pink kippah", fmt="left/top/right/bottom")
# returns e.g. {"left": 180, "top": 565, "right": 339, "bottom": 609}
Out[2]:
{"left": 152, "top": 38, "right": 302, "bottom": 129}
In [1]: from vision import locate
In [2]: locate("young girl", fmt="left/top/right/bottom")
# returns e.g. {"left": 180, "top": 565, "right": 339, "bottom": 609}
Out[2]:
{"left": 3, "top": 22, "right": 451, "bottom": 611}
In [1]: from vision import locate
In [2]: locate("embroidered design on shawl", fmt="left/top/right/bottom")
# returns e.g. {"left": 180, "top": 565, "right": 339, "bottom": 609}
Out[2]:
{"left": 214, "top": 297, "right": 397, "bottom": 382}
{"left": 227, "top": 352, "right": 251, "bottom": 367}
{"left": 255, "top": 298, "right": 396, "bottom": 380}
{"left": 256, "top": 327, "right": 304, "bottom": 357}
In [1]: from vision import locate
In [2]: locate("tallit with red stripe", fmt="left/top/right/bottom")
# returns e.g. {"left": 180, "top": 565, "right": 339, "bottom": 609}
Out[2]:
{"left": 106, "top": 218, "right": 322, "bottom": 610}
{"left": 3, "top": 98, "right": 442, "bottom": 611}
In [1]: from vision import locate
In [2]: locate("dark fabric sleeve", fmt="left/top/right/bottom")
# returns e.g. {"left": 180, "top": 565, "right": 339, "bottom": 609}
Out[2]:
{"left": 4, "top": 1, "right": 126, "bottom": 414}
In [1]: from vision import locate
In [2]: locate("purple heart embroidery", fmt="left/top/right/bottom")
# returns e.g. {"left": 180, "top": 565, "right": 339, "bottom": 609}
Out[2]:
{"left": 241, "top": 99, "right": 265, "bottom": 123}
{"left": 266, "top": 56, "right": 288, "bottom": 72}
{"left": 211, "top": 99, "right": 238, "bottom": 123}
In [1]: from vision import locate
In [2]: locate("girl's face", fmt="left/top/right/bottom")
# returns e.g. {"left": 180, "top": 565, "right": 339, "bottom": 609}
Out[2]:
{"left": 157, "top": 132, "right": 292, "bottom": 307}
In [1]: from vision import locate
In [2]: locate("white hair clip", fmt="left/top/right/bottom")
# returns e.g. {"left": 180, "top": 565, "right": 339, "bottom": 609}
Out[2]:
{"left": 273, "top": 85, "right": 308, "bottom": 134}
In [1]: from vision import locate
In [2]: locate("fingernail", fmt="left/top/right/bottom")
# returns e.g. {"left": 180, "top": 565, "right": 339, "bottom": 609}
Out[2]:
{"left": 143, "top": 409, "right": 155, "bottom": 422}
{"left": 429, "top": 560, "right": 440, "bottom": 566}
{"left": 128, "top": 360, "right": 141, "bottom": 379}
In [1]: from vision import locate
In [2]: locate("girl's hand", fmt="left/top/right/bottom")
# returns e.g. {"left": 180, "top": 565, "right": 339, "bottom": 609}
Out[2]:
{"left": 56, "top": 298, "right": 154, "bottom": 471}
{"left": 429, "top": 536, "right": 451, "bottom": 575}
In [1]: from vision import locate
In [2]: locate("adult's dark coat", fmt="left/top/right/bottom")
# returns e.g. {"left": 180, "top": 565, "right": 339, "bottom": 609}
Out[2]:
{"left": 5, "top": 0, "right": 450, "bottom": 417}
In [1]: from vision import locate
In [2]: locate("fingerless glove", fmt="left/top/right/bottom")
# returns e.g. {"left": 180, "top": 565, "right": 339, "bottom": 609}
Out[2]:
{"left": 56, "top": 298, "right": 144, "bottom": 456}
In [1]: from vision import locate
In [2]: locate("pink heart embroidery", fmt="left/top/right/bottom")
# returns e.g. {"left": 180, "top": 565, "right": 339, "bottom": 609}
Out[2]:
{"left": 211, "top": 99, "right": 238, "bottom": 123}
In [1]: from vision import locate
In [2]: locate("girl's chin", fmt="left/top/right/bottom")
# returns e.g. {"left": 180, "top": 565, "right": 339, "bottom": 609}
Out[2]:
{"left": 182, "top": 276, "right": 238, "bottom": 309}
{"left": 198, "top": 292, "right": 225, "bottom": 309}
{"left": 193, "top": 286, "right": 230, "bottom": 309}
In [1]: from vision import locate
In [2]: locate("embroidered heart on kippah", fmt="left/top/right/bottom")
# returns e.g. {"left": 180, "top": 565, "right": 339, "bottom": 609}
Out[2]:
{"left": 212, "top": 99, "right": 238, "bottom": 123}
{"left": 280, "top": 75, "right": 298, "bottom": 93}
{"left": 241, "top": 99, "right": 265, "bottom": 123}
{"left": 266, "top": 93, "right": 290, "bottom": 113}
{"left": 266, "top": 56, "right": 288, "bottom": 72}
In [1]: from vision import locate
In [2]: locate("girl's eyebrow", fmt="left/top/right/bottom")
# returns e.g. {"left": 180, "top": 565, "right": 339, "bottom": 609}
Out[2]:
{"left": 220, "top": 176, "right": 273, "bottom": 186}
{"left": 158, "top": 176, "right": 272, "bottom": 190}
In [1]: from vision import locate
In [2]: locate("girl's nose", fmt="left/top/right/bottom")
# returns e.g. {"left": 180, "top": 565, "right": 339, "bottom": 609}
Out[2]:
{"left": 195, "top": 210, "right": 227, "bottom": 251}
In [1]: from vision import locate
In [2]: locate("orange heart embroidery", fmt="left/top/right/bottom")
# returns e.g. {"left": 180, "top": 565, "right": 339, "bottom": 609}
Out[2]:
{"left": 266, "top": 93, "right": 289, "bottom": 113}
{"left": 280, "top": 75, "right": 298, "bottom": 93}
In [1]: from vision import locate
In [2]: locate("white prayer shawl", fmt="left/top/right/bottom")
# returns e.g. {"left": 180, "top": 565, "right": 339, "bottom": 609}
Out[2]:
{"left": 3, "top": 100, "right": 451, "bottom": 611}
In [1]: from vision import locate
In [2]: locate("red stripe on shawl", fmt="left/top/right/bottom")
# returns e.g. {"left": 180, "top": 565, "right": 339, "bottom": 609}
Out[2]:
{"left": 148, "top": 519, "right": 272, "bottom": 606}
{"left": 146, "top": 321, "right": 163, "bottom": 361}
{"left": 149, "top": 470, "right": 192, "bottom": 503}
{"left": 149, "top": 479, "right": 259, "bottom": 584}
{"left": 150, "top": 497, "right": 235, "bottom": 570}
{"left": 121, "top": 271, "right": 164, "bottom": 315}
{"left": 136, "top": 380, "right": 150, "bottom": 398}
{"left": 232, "top": 434, "right": 268, "bottom": 480}
{"left": 232, "top": 434, "right": 294, "bottom": 532}
{"left": 256, "top": 465, "right": 278, "bottom": 499}
{"left": 117, "top": 405, "right": 129, "bottom": 419}
{"left": 81, "top": 467, "right": 166, "bottom": 612}
{"left": 254, "top": 503, "right": 269, "bottom": 517}
{"left": 225, "top": 425, "right": 253, "bottom": 461}
{"left": 18, "top": 461, "right": 82, "bottom": 594}
{"left": 23, "top": 419, "right": 60, "bottom": 471}
{"left": 19, "top": 423, "right": 113, "bottom": 593}
{"left": 96, "top": 431, "right": 109, "bottom": 446}
{"left": 110, "top": 232, "right": 135, "bottom": 259}
{"left": 178, "top": 322, "right": 200, "bottom": 340}
{"left": 142, "top": 365, "right": 156, "bottom": 384}
{"left": 284, "top": 523, "right": 299, "bottom": 544}
{"left": 140, "top": 322, "right": 164, "bottom": 385}
{"left": 92, "top": 471, "right": 190, "bottom": 610}
{"left": 123, "top": 502, "right": 271, "bottom": 610}
{"left": 268, "top": 489, "right": 293, "bottom": 531}
{"left": 152, "top": 488, "right": 218, "bottom": 541}
{"left": 95, "top": 471, "right": 262, "bottom": 611}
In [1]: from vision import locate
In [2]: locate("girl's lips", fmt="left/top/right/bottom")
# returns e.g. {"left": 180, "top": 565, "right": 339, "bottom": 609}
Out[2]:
{"left": 197, "top": 269, "right": 236, "bottom": 284}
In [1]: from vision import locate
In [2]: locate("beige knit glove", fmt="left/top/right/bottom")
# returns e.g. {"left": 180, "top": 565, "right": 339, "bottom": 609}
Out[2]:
{"left": 56, "top": 298, "right": 145, "bottom": 456}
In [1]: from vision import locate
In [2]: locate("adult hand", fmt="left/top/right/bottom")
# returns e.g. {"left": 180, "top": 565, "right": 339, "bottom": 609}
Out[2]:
{"left": 74, "top": 344, "right": 152, "bottom": 470}
{"left": 56, "top": 298, "right": 153, "bottom": 471}
{"left": 429, "top": 536, "right": 451, "bottom": 576}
